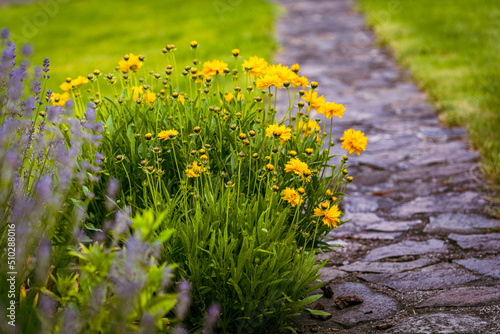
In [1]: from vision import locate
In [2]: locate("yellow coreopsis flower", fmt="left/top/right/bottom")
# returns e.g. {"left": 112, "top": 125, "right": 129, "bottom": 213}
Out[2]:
{"left": 340, "top": 129, "right": 367, "bottom": 155}
{"left": 297, "top": 119, "right": 321, "bottom": 142}
{"left": 302, "top": 90, "right": 325, "bottom": 110}
{"left": 185, "top": 161, "right": 206, "bottom": 178}
{"left": 264, "top": 64, "right": 294, "bottom": 86}
{"left": 130, "top": 86, "right": 156, "bottom": 105}
{"left": 318, "top": 102, "right": 345, "bottom": 119}
{"left": 131, "top": 86, "right": 144, "bottom": 101}
{"left": 314, "top": 201, "right": 341, "bottom": 228}
{"left": 119, "top": 53, "right": 143, "bottom": 73}
{"left": 224, "top": 92, "right": 245, "bottom": 103}
{"left": 71, "top": 75, "right": 88, "bottom": 87}
{"left": 51, "top": 92, "right": 70, "bottom": 107}
{"left": 158, "top": 129, "right": 179, "bottom": 140}
{"left": 255, "top": 74, "right": 283, "bottom": 89}
{"left": 59, "top": 76, "right": 88, "bottom": 91}
{"left": 242, "top": 56, "right": 269, "bottom": 77}
{"left": 284, "top": 158, "right": 309, "bottom": 177}
{"left": 282, "top": 187, "right": 303, "bottom": 207}
{"left": 143, "top": 91, "right": 157, "bottom": 104}
{"left": 201, "top": 59, "right": 228, "bottom": 76}
{"left": 289, "top": 73, "right": 309, "bottom": 88}
{"left": 59, "top": 82, "right": 72, "bottom": 91}
{"left": 265, "top": 123, "right": 292, "bottom": 144}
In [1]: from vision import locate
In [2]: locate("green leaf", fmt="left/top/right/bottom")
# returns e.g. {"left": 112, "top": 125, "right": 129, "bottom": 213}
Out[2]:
{"left": 304, "top": 308, "right": 331, "bottom": 316}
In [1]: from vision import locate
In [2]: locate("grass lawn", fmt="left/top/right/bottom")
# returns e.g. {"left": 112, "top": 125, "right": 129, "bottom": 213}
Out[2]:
{"left": 0, "top": 0, "right": 276, "bottom": 92}
{"left": 357, "top": 0, "right": 500, "bottom": 186}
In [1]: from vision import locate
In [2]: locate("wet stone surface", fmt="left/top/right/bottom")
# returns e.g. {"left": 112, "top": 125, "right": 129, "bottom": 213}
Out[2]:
{"left": 448, "top": 233, "right": 500, "bottom": 252}
{"left": 424, "top": 213, "right": 500, "bottom": 234}
{"left": 416, "top": 286, "right": 500, "bottom": 308}
{"left": 358, "top": 263, "right": 480, "bottom": 292}
{"left": 362, "top": 239, "right": 448, "bottom": 262}
{"left": 340, "top": 258, "right": 437, "bottom": 274}
{"left": 276, "top": 0, "right": 500, "bottom": 332}
{"left": 454, "top": 256, "right": 500, "bottom": 279}
{"left": 385, "top": 313, "right": 490, "bottom": 334}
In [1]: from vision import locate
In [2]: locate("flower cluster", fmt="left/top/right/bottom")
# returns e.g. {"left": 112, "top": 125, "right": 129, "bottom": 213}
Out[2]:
{"left": 32, "top": 40, "right": 368, "bottom": 333}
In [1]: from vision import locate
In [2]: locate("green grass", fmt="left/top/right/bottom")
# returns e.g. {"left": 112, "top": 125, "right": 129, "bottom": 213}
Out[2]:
{"left": 357, "top": 0, "right": 500, "bottom": 185}
{"left": 0, "top": 0, "right": 276, "bottom": 92}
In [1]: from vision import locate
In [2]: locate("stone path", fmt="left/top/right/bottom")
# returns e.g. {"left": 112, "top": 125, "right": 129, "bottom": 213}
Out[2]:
{"left": 275, "top": 0, "right": 500, "bottom": 333}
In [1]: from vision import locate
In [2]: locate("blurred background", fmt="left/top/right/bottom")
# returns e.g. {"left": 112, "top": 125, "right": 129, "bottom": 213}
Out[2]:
{"left": 0, "top": 0, "right": 277, "bottom": 91}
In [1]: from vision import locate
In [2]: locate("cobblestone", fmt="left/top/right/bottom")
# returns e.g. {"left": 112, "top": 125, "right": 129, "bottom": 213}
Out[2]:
{"left": 276, "top": 0, "right": 499, "bottom": 332}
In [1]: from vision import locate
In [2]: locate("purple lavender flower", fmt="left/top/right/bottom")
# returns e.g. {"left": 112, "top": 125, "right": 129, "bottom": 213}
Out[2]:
{"left": 173, "top": 327, "right": 189, "bottom": 334}
{"left": 105, "top": 178, "right": 119, "bottom": 210}
{"left": 21, "top": 44, "right": 33, "bottom": 58}
{"left": 0, "top": 43, "right": 16, "bottom": 85}
{"left": 175, "top": 280, "right": 191, "bottom": 319}
{"left": 138, "top": 313, "right": 156, "bottom": 334}
{"left": 1, "top": 28, "right": 9, "bottom": 40}
{"left": 44, "top": 90, "right": 52, "bottom": 104}
{"left": 204, "top": 303, "right": 221, "bottom": 332}
{"left": 42, "top": 58, "right": 50, "bottom": 72}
